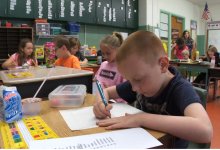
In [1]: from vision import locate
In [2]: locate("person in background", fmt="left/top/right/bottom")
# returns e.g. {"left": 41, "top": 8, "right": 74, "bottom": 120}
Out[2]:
{"left": 2, "top": 38, "right": 38, "bottom": 69}
{"left": 182, "top": 49, "right": 191, "bottom": 62}
{"left": 182, "top": 30, "right": 195, "bottom": 58}
{"left": 69, "top": 37, "right": 88, "bottom": 65}
{"left": 193, "top": 45, "right": 220, "bottom": 86}
{"left": 94, "top": 32, "right": 126, "bottom": 103}
{"left": 53, "top": 36, "right": 81, "bottom": 69}
{"left": 173, "top": 37, "right": 189, "bottom": 59}
{"left": 93, "top": 31, "right": 212, "bottom": 148}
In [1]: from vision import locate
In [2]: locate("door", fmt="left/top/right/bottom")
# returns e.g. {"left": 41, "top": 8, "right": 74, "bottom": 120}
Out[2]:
{"left": 171, "top": 16, "right": 184, "bottom": 58}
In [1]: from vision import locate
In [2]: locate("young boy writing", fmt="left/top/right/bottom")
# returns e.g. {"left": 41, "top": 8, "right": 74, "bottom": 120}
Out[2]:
{"left": 93, "top": 31, "right": 213, "bottom": 148}
{"left": 53, "top": 36, "right": 81, "bottom": 69}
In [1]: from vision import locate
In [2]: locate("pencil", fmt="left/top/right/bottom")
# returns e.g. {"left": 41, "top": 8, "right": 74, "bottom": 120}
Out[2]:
{"left": 96, "top": 80, "right": 108, "bottom": 106}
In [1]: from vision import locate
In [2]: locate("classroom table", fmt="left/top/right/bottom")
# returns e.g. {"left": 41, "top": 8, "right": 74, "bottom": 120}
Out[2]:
{"left": 0, "top": 94, "right": 174, "bottom": 149}
{"left": 0, "top": 66, "right": 93, "bottom": 98}
{"left": 169, "top": 61, "right": 210, "bottom": 89}
{"left": 81, "top": 63, "right": 100, "bottom": 75}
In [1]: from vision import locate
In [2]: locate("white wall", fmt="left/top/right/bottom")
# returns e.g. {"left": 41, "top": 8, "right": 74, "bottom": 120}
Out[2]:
{"left": 139, "top": 0, "right": 205, "bottom": 34}
{"left": 209, "top": 4, "right": 220, "bottom": 21}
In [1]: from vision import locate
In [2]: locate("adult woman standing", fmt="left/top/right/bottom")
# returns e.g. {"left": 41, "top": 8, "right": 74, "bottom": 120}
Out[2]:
{"left": 182, "top": 30, "right": 195, "bottom": 58}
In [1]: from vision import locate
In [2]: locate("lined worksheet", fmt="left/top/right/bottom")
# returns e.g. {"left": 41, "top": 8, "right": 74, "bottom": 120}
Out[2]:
{"left": 59, "top": 103, "right": 143, "bottom": 130}
{"left": 29, "top": 128, "right": 162, "bottom": 149}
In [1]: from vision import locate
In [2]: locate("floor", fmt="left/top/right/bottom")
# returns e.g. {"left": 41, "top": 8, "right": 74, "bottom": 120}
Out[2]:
{"left": 206, "top": 82, "right": 220, "bottom": 149}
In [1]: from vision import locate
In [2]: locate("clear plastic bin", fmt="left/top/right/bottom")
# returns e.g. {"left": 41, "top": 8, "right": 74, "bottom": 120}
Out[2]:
{"left": 49, "top": 85, "right": 86, "bottom": 107}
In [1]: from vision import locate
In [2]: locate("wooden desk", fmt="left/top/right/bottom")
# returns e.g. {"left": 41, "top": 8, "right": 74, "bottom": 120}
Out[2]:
{"left": 0, "top": 66, "right": 93, "bottom": 98}
{"left": 0, "top": 94, "right": 173, "bottom": 149}
{"left": 170, "top": 61, "right": 210, "bottom": 89}
{"left": 81, "top": 63, "right": 100, "bottom": 75}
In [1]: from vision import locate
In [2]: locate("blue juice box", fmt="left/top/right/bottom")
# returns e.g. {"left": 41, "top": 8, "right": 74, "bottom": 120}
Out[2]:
{"left": 0, "top": 86, "right": 22, "bottom": 123}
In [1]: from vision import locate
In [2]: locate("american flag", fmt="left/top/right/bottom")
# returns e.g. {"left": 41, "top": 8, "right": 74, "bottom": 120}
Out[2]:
{"left": 201, "top": 2, "right": 210, "bottom": 21}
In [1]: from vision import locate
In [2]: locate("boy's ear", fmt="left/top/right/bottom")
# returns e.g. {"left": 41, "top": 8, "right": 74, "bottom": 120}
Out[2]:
{"left": 159, "top": 56, "right": 169, "bottom": 73}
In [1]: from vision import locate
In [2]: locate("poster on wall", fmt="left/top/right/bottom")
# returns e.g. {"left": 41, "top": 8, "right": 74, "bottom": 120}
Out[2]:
{"left": 207, "top": 21, "right": 220, "bottom": 30}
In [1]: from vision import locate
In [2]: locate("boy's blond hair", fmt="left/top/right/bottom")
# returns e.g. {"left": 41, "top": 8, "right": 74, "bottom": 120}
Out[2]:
{"left": 182, "top": 49, "right": 189, "bottom": 56}
{"left": 116, "top": 31, "right": 165, "bottom": 65}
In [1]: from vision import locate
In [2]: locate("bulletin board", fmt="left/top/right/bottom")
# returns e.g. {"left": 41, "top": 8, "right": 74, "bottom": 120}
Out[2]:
{"left": 207, "top": 29, "right": 220, "bottom": 52}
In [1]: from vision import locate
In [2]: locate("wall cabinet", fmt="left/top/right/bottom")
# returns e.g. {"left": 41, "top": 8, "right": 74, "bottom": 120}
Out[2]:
{"left": 0, "top": 27, "right": 33, "bottom": 61}
{"left": 78, "top": 0, "right": 96, "bottom": 24}
{"left": 0, "top": 0, "right": 7, "bottom": 17}
{"left": 1, "top": 0, "right": 138, "bottom": 29}
{"left": 96, "top": 0, "right": 112, "bottom": 26}
{"left": 8, "top": 0, "right": 34, "bottom": 18}
{"left": 126, "top": 0, "right": 138, "bottom": 28}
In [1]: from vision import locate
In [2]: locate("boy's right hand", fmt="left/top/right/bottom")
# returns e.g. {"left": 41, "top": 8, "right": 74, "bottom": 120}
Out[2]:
{"left": 93, "top": 100, "right": 112, "bottom": 119}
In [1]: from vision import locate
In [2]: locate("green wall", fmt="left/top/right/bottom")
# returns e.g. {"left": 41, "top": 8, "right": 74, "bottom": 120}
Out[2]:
{"left": 78, "top": 24, "right": 135, "bottom": 48}
{"left": 197, "top": 35, "right": 206, "bottom": 55}
{"left": 35, "top": 24, "right": 134, "bottom": 48}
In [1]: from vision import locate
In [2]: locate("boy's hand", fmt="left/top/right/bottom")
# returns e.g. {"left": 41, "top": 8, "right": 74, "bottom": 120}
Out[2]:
{"left": 96, "top": 113, "right": 142, "bottom": 130}
{"left": 93, "top": 100, "right": 112, "bottom": 119}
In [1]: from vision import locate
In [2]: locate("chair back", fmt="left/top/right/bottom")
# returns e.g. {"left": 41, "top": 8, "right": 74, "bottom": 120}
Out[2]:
{"left": 187, "top": 86, "right": 210, "bottom": 149}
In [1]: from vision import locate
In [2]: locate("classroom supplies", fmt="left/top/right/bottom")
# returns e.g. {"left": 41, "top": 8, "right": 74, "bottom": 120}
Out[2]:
{"left": 60, "top": 103, "right": 143, "bottom": 130}
{"left": 29, "top": 128, "right": 162, "bottom": 149}
{"left": 49, "top": 84, "right": 86, "bottom": 107}
{"left": 22, "top": 116, "right": 59, "bottom": 140}
{"left": 22, "top": 98, "right": 42, "bottom": 115}
{"left": 0, "top": 86, "right": 22, "bottom": 123}
{"left": 35, "top": 45, "right": 44, "bottom": 59}
{"left": 44, "top": 42, "right": 55, "bottom": 68}
{"left": 0, "top": 116, "right": 59, "bottom": 149}
{"left": 96, "top": 80, "right": 108, "bottom": 106}
{"left": 6, "top": 71, "right": 33, "bottom": 79}
{"left": 0, "top": 121, "right": 28, "bottom": 149}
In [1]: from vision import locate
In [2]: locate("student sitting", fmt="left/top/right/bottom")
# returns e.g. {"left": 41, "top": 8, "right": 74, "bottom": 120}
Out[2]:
{"left": 53, "top": 36, "right": 81, "bottom": 69}
{"left": 193, "top": 45, "right": 219, "bottom": 86}
{"left": 69, "top": 37, "right": 88, "bottom": 65}
{"left": 93, "top": 31, "right": 213, "bottom": 148}
{"left": 182, "top": 49, "right": 191, "bottom": 62}
{"left": 94, "top": 32, "right": 126, "bottom": 103}
{"left": 2, "top": 38, "right": 38, "bottom": 69}
{"left": 173, "top": 37, "right": 189, "bottom": 59}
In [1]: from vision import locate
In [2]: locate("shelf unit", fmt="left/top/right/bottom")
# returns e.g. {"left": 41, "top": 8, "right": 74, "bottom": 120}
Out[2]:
{"left": 0, "top": 27, "right": 33, "bottom": 63}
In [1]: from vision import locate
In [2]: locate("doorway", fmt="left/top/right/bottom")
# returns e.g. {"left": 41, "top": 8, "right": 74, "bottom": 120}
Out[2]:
{"left": 171, "top": 15, "right": 184, "bottom": 58}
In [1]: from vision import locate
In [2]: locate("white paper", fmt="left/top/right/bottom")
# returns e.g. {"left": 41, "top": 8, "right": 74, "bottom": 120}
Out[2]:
{"left": 60, "top": 103, "right": 142, "bottom": 130}
{"left": 29, "top": 128, "right": 162, "bottom": 149}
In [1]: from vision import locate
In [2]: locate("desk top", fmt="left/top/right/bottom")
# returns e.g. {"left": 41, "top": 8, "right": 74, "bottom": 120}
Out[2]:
{"left": 81, "top": 63, "right": 100, "bottom": 68}
{"left": 0, "top": 94, "right": 171, "bottom": 148}
{"left": 0, "top": 66, "right": 93, "bottom": 84}
{"left": 169, "top": 61, "right": 210, "bottom": 67}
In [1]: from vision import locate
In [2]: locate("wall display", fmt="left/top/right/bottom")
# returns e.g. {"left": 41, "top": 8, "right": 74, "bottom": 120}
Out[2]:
{"left": 78, "top": 0, "right": 96, "bottom": 24}
{"left": 0, "top": 0, "right": 7, "bottom": 17}
{"left": 2, "top": 0, "right": 138, "bottom": 28}
{"left": 125, "top": 0, "right": 138, "bottom": 28}
{"left": 57, "top": 0, "right": 78, "bottom": 21}
{"left": 111, "top": 0, "right": 126, "bottom": 27}
{"left": 96, "top": 0, "right": 112, "bottom": 25}
{"left": 8, "top": 0, "right": 33, "bottom": 18}
{"left": 33, "top": 0, "right": 56, "bottom": 20}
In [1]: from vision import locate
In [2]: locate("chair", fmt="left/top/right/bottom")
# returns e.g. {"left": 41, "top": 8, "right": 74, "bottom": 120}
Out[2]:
{"left": 187, "top": 86, "right": 211, "bottom": 149}
{"left": 208, "top": 68, "right": 220, "bottom": 100}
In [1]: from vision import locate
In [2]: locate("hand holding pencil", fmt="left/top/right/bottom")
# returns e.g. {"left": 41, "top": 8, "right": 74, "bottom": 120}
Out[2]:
{"left": 93, "top": 80, "right": 112, "bottom": 119}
